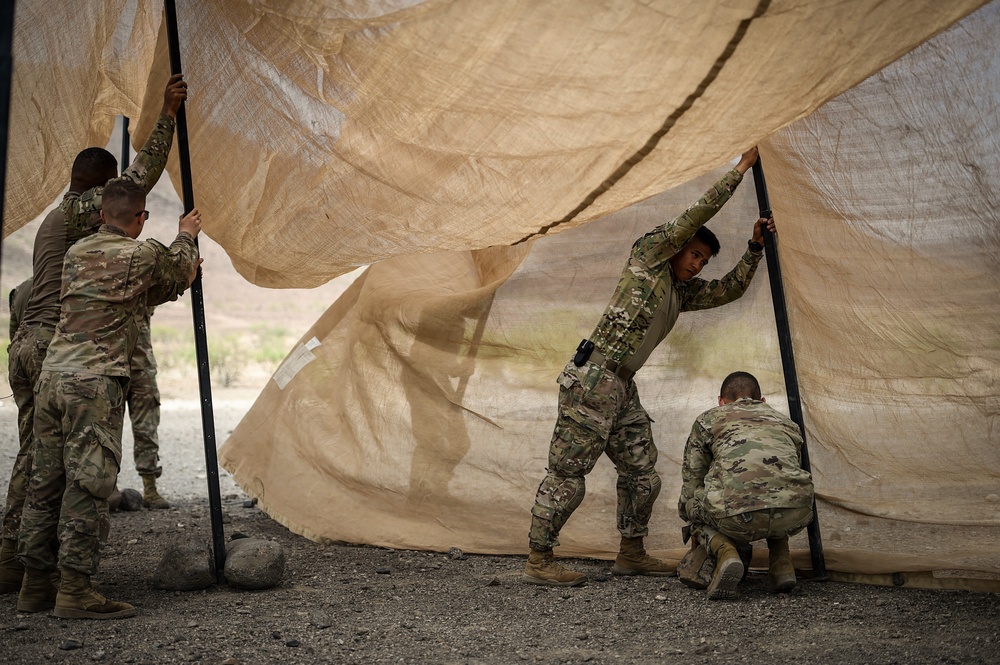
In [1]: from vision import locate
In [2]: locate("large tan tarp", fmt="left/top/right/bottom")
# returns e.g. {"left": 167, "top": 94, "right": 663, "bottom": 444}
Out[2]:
{"left": 4, "top": 1, "right": 998, "bottom": 586}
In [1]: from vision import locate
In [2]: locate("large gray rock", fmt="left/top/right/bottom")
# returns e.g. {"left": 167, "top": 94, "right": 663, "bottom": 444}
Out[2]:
{"left": 224, "top": 538, "right": 285, "bottom": 590}
{"left": 151, "top": 539, "right": 216, "bottom": 591}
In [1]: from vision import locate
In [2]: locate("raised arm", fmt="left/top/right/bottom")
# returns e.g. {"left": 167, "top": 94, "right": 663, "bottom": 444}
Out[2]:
{"left": 121, "top": 73, "right": 186, "bottom": 192}
{"left": 632, "top": 147, "right": 758, "bottom": 270}
{"left": 143, "top": 208, "right": 202, "bottom": 307}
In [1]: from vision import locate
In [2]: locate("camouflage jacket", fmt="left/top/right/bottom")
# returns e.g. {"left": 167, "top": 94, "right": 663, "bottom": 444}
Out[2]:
{"left": 19, "top": 114, "right": 176, "bottom": 330}
{"left": 589, "top": 169, "right": 762, "bottom": 370}
{"left": 42, "top": 225, "right": 198, "bottom": 377}
{"left": 678, "top": 398, "right": 814, "bottom": 522}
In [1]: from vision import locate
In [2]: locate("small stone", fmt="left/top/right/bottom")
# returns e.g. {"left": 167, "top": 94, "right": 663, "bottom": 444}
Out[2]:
{"left": 375, "top": 567, "right": 391, "bottom": 575}
{"left": 224, "top": 538, "right": 285, "bottom": 590}
{"left": 151, "top": 539, "right": 216, "bottom": 591}
{"left": 285, "top": 639, "right": 300, "bottom": 648}
{"left": 485, "top": 577, "right": 500, "bottom": 587}
{"left": 59, "top": 639, "right": 83, "bottom": 651}
{"left": 447, "top": 547, "right": 464, "bottom": 560}
{"left": 235, "top": 608, "right": 251, "bottom": 615}
{"left": 875, "top": 598, "right": 887, "bottom": 607}
{"left": 576, "top": 633, "right": 589, "bottom": 641}
{"left": 985, "top": 494, "right": 999, "bottom": 503}
{"left": 187, "top": 621, "right": 199, "bottom": 628}
{"left": 13, "top": 624, "right": 29, "bottom": 631}
{"left": 655, "top": 594, "right": 667, "bottom": 601}
{"left": 119, "top": 488, "right": 143, "bottom": 512}
{"left": 242, "top": 498, "right": 258, "bottom": 508}
{"left": 92, "top": 648, "right": 107, "bottom": 661}
{"left": 271, "top": 631, "right": 282, "bottom": 639}
{"left": 221, "top": 659, "right": 240, "bottom": 665}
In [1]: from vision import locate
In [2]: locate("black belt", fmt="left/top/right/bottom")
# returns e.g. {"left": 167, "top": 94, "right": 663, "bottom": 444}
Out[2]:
{"left": 588, "top": 348, "right": 636, "bottom": 382}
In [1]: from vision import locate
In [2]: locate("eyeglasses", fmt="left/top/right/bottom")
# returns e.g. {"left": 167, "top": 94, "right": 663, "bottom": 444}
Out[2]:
{"left": 135, "top": 210, "right": 150, "bottom": 220}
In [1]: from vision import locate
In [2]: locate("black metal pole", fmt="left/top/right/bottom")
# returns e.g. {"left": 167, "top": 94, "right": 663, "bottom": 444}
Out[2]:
{"left": 750, "top": 156, "right": 827, "bottom": 580}
{"left": 120, "top": 116, "right": 130, "bottom": 173}
{"left": 0, "top": 0, "right": 15, "bottom": 278}
{"left": 163, "top": 0, "right": 226, "bottom": 580}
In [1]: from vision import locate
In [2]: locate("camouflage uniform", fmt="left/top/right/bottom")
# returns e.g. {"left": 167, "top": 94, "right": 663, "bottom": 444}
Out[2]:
{"left": 678, "top": 397, "right": 814, "bottom": 546}
{"left": 127, "top": 314, "right": 161, "bottom": 478}
{"left": 529, "top": 169, "right": 763, "bottom": 551}
{"left": 17, "top": 225, "right": 198, "bottom": 575}
{"left": 1, "top": 116, "right": 174, "bottom": 548}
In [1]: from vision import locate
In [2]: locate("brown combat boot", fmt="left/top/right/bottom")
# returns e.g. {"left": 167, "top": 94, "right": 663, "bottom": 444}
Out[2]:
{"left": 612, "top": 537, "right": 674, "bottom": 576}
{"left": 0, "top": 537, "right": 24, "bottom": 594}
{"left": 54, "top": 569, "right": 136, "bottom": 619}
{"left": 707, "top": 533, "right": 744, "bottom": 601}
{"left": 142, "top": 476, "right": 170, "bottom": 510}
{"left": 522, "top": 548, "right": 587, "bottom": 587}
{"left": 16, "top": 566, "right": 58, "bottom": 613}
{"left": 765, "top": 536, "right": 796, "bottom": 593}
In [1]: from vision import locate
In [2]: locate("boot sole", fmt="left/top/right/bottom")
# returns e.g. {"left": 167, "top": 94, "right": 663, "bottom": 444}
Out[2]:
{"left": 707, "top": 558, "right": 744, "bottom": 600}
{"left": 520, "top": 573, "right": 587, "bottom": 587}
{"left": 54, "top": 606, "right": 137, "bottom": 620}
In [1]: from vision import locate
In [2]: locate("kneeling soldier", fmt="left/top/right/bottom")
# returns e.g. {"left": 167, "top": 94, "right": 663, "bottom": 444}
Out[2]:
{"left": 678, "top": 371, "right": 814, "bottom": 599}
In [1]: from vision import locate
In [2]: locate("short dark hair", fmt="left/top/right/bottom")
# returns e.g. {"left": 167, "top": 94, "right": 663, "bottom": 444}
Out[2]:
{"left": 71, "top": 148, "right": 118, "bottom": 181}
{"left": 720, "top": 371, "right": 761, "bottom": 401}
{"left": 101, "top": 179, "right": 146, "bottom": 221}
{"left": 694, "top": 226, "right": 720, "bottom": 256}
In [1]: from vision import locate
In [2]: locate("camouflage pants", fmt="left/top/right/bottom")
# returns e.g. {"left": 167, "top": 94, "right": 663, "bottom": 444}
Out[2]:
{"left": 127, "top": 369, "right": 161, "bottom": 478}
{"left": 690, "top": 505, "right": 813, "bottom": 548}
{"left": 529, "top": 362, "right": 660, "bottom": 551}
{"left": 17, "top": 371, "right": 125, "bottom": 575}
{"left": 2, "top": 325, "right": 53, "bottom": 542}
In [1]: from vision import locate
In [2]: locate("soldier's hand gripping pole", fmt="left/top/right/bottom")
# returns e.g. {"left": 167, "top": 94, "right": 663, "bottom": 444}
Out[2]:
{"left": 164, "top": 0, "right": 227, "bottom": 582}
{"left": 750, "top": 155, "right": 827, "bottom": 581}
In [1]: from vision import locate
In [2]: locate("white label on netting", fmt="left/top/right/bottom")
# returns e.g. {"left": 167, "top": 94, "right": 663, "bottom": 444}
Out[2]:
{"left": 273, "top": 339, "right": 320, "bottom": 389}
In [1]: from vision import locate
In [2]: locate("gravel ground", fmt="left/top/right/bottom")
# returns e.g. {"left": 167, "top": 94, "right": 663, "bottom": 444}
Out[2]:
{"left": 0, "top": 396, "right": 998, "bottom": 665}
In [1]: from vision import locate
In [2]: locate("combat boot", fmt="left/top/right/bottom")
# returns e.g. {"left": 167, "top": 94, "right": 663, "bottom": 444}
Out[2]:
{"left": 16, "top": 566, "right": 58, "bottom": 613}
{"left": 54, "top": 569, "right": 136, "bottom": 619}
{"left": 706, "top": 533, "right": 744, "bottom": 601}
{"left": 612, "top": 537, "right": 674, "bottom": 576}
{"left": 765, "top": 536, "right": 796, "bottom": 593}
{"left": 0, "top": 537, "right": 24, "bottom": 594}
{"left": 142, "top": 476, "right": 170, "bottom": 510}
{"left": 522, "top": 549, "right": 587, "bottom": 587}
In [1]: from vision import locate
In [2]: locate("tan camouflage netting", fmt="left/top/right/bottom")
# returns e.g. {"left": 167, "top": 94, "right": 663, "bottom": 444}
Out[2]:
{"left": 4, "top": 1, "right": 998, "bottom": 589}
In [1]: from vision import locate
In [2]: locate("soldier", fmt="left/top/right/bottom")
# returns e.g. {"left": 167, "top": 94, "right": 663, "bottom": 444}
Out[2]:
{"left": 16, "top": 179, "right": 202, "bottom": 619}
{"left": 0, "top": 74, "right": 187, "bottom": 594}
{"left": 524, "top": 148, "right": 772, "bottom": 586}
{"left": 678, "top": 371, "right": 814, "bottom": 600}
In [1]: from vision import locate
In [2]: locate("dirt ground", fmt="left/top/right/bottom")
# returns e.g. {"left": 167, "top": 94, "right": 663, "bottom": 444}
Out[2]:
{"left": 0, "top": 395, "right": 997, "bottom": 665}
